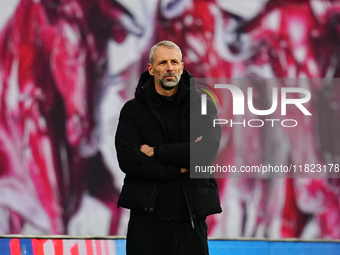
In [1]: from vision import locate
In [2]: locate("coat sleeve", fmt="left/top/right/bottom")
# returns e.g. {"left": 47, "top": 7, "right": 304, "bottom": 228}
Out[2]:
{"left": 190, "top": 101, "right": 221, "bottom": 167}
{"left": 155, "top": 98, "right": 221, "bottom": 168}
{"left": 155, "top": 143, "right": 190, "bottom": 168}
{"left": 115, "top": 102, "right": 181, "bottom": 181}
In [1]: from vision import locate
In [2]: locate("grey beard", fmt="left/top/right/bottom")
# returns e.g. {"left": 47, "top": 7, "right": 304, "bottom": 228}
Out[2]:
{"left": 159, "top": 72, "right": 180, "bottom": 90}
{"left": 160, "top": 79, "right": 179, "bottom": 90}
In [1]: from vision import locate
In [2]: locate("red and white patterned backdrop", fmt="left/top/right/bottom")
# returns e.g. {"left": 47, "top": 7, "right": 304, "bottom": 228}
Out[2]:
{"left": 0, "top": 0, "right": 339, "bottom": 239}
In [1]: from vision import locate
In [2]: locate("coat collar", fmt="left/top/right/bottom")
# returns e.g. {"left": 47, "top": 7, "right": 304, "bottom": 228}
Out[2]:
{"left": 134, "top": 70, "right": 199, "bottom": 103}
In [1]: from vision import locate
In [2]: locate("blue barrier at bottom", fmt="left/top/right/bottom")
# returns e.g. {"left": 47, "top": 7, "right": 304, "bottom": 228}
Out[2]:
{"left": 207, "top": 240, "right": 340, "bottom": 255}
{"left": 1, "top": 237, "right": 339, "bottom": 255}
{"left": 115, "top": 239, "right": 340, "bottom": 255}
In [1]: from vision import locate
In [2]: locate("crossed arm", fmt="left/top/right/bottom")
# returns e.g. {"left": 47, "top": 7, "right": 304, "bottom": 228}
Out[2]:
{"left": 140, "top": 136, "right": 203, "bottom": 174}
{"left": 115, "top": 102, "right": 187, "bottom": 181}
{"left": 116, "top": 100, "right": 220, "bottom": 181}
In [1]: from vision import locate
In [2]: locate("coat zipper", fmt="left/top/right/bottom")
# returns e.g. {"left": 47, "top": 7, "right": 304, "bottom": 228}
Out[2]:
{"left": 180, "top": 176, "right": 195, "bottom": 229}
{"left": 145, "top": 184, "right": 158, "bottom": 212}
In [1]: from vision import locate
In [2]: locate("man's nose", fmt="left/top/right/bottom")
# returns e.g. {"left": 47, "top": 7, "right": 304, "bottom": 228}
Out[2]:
{"left": 166, "top": 61, "right": 174, "bottom": 71}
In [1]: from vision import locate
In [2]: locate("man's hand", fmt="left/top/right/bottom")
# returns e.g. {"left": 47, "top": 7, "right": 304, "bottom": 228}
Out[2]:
{"left": 195, "top": 136, "right": 202, "bottom": 143}
{"left": 181, "top": 168, "right": 189, "bottom": 174}
{"left": 179, "top": 137, "right": 202, "bottom": 174}
{"left": 140, "top": 138, "right": 203, "bottom": 172}
{"left": 140, "top": 144, "right": 154, "bottom": 157}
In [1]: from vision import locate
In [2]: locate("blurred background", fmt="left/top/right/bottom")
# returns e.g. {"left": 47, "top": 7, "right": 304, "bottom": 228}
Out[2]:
{"left": 0, "top": 0, "right": 339, "bottom": 239}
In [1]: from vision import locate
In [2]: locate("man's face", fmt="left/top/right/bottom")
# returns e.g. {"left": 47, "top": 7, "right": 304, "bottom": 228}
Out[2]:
{"left": 148, "top": 46, "right": 184, "bottom": 90}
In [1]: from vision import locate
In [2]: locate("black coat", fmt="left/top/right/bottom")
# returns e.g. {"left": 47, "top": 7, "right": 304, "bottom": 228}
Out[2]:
{"left": 115, "top": 70, "right": 222, "bottom": 220}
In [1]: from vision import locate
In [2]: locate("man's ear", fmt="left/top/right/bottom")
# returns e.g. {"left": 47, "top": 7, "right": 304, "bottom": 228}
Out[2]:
{"left": 148, "top": 63, "right": 154, "bottom": 76}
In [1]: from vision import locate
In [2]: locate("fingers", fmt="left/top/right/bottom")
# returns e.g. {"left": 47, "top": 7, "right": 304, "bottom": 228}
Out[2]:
{"left": 194, "top": 136, "right": 202, "bottom": 143}
{"left": 181, "top": 168, "right": 189, "bottom": 174}
{"left": 140, "top": 144, "right": 154, "bottom": 157}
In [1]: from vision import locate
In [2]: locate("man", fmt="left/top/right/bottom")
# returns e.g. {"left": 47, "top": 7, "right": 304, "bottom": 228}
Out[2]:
{"left": 115, "top": 40, "right": 221, "bottom": 255}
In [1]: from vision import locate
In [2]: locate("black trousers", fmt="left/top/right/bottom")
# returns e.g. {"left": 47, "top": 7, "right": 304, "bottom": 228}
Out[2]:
{"left": 126, "top": 217, "right": 209, "bottom": 255}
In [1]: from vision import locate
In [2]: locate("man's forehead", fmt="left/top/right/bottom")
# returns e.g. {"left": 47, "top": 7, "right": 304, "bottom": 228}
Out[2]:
{"left": 154, "top": 46, "right": 181, "bottom": 61}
